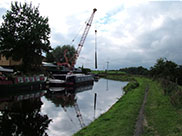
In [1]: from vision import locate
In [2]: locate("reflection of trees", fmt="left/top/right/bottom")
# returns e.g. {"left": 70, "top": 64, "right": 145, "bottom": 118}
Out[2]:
{"left": 46, "top": 91, "right": 76, "bottom": 107}
{"left": 0, "top": 98, "right": 51, "bottom": 136}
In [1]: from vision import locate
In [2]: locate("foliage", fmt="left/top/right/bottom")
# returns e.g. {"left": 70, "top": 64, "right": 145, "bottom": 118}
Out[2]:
{"left": 123, "top": 80, "right": 139, "bottom": 93}
{"left": 150, "top": 58, "right": 178, "bottom": 81}
{"left": 160, "top": 79, "right": 182, "bottom": 107}
{"left": 119, "top": 66, "right": 149, "bottom": 75}
{"left": 150, "top": 58, "right": 182, "bottom": 85}
{"left": 81, "top": 67, "right": 91, "bottom": 74}
{"left": 176, "top": 65, "right": 182, "bottom": 85}
{"left": 0, "top": 2, "right": 51, "bottom": 72}
{"left": 46, "top": 45, "right": 76, "bottom": 65}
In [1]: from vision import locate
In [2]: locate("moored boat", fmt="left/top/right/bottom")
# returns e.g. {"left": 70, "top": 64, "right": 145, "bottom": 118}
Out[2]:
{"left": 66, "top": 74, "right": 94, "bottom": 86}
{"left": 0, "top": 67, "right": 46, "bottom": 93}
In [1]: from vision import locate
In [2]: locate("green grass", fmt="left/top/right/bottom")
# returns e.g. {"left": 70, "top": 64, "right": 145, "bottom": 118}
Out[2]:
{"left": 74, "top": 77, "right": 148, "bottom": 136}
{"left": 106, "top": 74, "right": 135, "bottom": 81}
{"left": 91, "top": 70, "right": 126, "bottom": 75}
{"left": 142, "top": 80, "right": 182, "bottom": 136}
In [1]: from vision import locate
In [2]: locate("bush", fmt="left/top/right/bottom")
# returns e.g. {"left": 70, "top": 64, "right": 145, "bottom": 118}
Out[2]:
{"left": 170, "top": 89, "right": 182, "bottom": 107}
{"left": 160, "top": 79, "right": 182, "bottom": 106}
{"left": 123, "top": 81, "right": 139, "bottom": 93}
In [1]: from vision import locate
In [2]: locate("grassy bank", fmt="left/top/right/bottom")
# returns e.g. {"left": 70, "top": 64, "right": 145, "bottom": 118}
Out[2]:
{"left": 74, "top": 76, "right": 148, "bottom": 136}
{"left": 142, "top": 80, "right": 182, "bottom": 136}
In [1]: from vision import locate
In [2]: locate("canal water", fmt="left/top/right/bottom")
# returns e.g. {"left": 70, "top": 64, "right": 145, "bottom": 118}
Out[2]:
{"left": 0, "top": 78, "right": 127, "bottom": 136}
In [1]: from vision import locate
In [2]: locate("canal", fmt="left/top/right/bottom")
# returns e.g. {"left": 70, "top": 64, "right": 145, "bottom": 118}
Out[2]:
{"left": 0, "top": 78, "right": 128, "bottom": 136}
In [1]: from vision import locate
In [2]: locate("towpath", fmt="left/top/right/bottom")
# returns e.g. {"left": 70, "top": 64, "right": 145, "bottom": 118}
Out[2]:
{"left": 134, "top": 85, "right": 149, "bottom": 136}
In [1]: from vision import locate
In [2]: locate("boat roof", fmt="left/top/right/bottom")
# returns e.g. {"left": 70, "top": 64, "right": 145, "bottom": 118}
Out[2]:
{"left": 42, "top": 62, "right": 57, "bottom": 67}
{"left": 0, "top": 66, "right": 14, "bottom": 72}
{"left": 66, "top": 74, "right": 92, "bottom": 78}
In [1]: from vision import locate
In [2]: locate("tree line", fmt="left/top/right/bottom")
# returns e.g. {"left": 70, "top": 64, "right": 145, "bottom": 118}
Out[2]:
{"left": 119, "top": 58, "right": 182, "bottom": 85}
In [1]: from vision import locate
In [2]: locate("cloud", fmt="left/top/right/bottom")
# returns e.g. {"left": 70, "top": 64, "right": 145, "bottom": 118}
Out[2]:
{"left": 0, "top": 0, "right": 182, "bottom": 69}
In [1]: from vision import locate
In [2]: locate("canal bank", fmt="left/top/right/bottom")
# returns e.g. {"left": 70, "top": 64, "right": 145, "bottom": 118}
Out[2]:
{"left": 74, "top": 75, "right": 182, "bottom": 136}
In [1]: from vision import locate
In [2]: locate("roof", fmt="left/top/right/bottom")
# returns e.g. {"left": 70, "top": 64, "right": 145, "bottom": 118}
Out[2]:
{"left": 42, "top": 62, "right": 57, "bottom": 67}
{"left": 0, "top": 66, "right": 14, "bottom": 72}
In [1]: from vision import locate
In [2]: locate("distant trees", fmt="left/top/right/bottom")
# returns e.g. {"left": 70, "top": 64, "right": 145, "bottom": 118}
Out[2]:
{"left": 119, "top": 58, "right": 182, "bottom": 85}
{"left": 119, "top": 66, "right": 149, "bottom": 75}
{"left": 0, "top": 2, "right": 51, "bottom": 72}
{"left": 46, "top": 45, "right": 76, "bottom": 66}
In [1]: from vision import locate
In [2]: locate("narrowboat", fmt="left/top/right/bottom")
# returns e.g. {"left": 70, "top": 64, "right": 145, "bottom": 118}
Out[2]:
{"left": 0, "top": 67, "right": 46, "bottom": 93}
{"left": 66, "top": 74, "right": 94, "bottom": 86}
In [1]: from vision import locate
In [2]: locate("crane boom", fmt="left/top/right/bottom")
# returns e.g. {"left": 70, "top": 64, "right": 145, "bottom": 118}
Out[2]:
{"left": 71, "top": 8, "right": 97, "bottom": 69}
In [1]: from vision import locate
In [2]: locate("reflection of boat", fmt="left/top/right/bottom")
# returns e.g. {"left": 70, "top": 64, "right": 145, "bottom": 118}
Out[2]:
{"left": 0, "top": 67, "right": 46, "bottom": 93}
{"left": 48, "top": 87, "right": 65, "bottom": 92}
{"left": 66, "top": 84, "right": 93, "bottom": 93}
{"left": 0, "top": 90, "right": 46, "bottom": 105}
{"left": 91, "top": 73, "right": 99, "bottom": 82}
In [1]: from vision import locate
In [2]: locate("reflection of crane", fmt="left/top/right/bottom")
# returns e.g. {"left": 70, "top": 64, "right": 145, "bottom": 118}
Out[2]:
{"left": 70, "top": 8, "right": 97, "bottom": 70}
{"left": 73, "top": 102, "right": 86, "bottom": 128}
{"left": 59, "top": 92, "right": 86, "bottom": 128}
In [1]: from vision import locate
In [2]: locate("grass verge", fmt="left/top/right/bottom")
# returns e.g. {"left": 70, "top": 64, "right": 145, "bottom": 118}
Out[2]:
{"left": 142, "top": 80, "right": 182, "bottom": 136}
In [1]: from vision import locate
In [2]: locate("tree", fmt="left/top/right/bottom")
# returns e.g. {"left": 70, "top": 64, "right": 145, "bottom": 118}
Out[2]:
{"left": 0, "top": 2, "right": 51, "bottom": 72}
{"left": 46, "top": 45, "right": 76, "bottom": 65}
{"left": 150, "top": 58, "right": 178, "bottom": 81}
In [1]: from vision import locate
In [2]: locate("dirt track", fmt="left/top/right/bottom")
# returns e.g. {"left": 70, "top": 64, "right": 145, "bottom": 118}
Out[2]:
{"left": 134, "top": 86, "right": 149, "bottom": 136}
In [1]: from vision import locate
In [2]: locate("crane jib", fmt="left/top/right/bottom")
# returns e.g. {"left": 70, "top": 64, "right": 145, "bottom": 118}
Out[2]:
{"left": 71, "top": 8, "right": 97, "bottom": 69}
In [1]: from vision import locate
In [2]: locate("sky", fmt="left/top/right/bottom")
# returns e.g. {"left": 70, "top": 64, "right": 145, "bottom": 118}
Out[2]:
{"left": 0, "top": 0, "right": 182, "bottom": 70}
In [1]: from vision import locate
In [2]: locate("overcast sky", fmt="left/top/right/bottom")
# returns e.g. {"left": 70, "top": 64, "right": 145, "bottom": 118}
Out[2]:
{"left": 0, "top": 0, "right": 182, "bottom": 70}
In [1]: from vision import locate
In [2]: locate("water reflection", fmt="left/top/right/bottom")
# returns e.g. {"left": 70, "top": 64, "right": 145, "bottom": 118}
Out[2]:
{"left": 0, "top": 79, "right": 127, "bottom": 136}
{"left": 0, "top": 91, "right": 51, "bottom": 136}
{"left": 41, "top": 78, "right": 127, "bottom": 136}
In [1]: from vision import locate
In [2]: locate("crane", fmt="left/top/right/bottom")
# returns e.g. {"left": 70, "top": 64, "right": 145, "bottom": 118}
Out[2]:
{"left": 70, "top": 8, "right": 97, "bottom": 70}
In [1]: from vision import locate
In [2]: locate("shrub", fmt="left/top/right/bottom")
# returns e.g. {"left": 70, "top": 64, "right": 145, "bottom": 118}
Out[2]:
{"left": 123, "top": 81, "right": 139, "bottom": 93}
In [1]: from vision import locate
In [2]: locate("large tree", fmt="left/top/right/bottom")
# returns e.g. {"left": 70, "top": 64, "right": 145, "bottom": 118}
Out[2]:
{"left": 0, "top": 2, "right": 51, "bottom": 72}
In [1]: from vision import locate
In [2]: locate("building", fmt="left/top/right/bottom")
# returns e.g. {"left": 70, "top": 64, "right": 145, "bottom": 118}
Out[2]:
{"left": 0, "top": 54, "right": 22, "bottom": 66}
